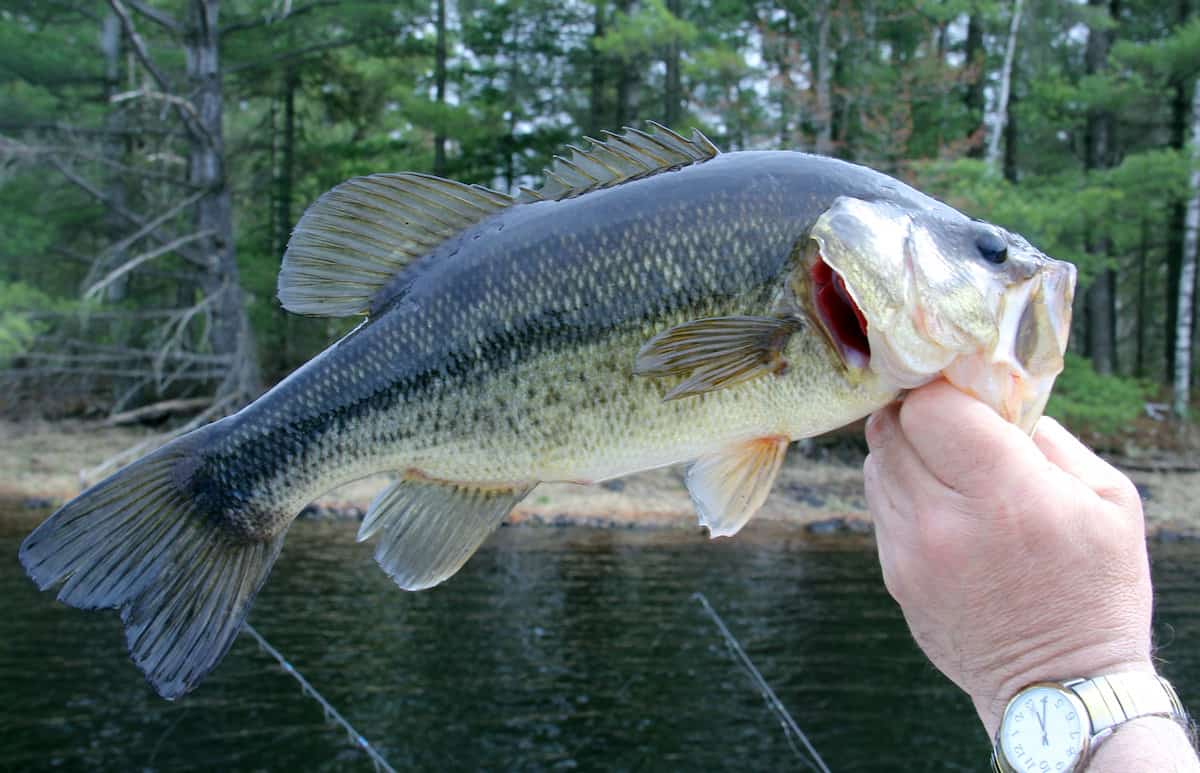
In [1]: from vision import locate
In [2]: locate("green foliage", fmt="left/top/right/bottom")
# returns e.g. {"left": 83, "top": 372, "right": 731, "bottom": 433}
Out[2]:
{"left": 911, "top": 159, "right": 1108, "bottom": 280}
{"left": 595, "top": 0, "right": 697, "bottom": 62}
{"left": 1, "top": 0, "right": 1197, "bottom": 424}
{"left": 1046, "top": 354, "right": 1152, "bottom": 435}
{"left": 0, "top": 281, "right": 57, "bottom": 360}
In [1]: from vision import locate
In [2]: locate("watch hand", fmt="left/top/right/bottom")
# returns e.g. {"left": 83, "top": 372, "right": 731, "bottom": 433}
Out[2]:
{"left": 1038, "top": 697, "right": 1049, "bottom": 746}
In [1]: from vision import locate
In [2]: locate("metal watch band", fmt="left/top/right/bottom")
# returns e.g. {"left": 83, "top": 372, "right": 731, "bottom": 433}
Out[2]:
{"left": 990, "top": 672, "right": 1190, "bottom": 773}
{"left": 1065, "top": 672, "right": 1187, "bottom": 737}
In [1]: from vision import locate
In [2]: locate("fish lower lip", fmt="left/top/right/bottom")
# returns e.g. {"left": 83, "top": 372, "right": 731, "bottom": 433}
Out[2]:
{"left": 810, "top": 252, "right": 870, "bottom": 369}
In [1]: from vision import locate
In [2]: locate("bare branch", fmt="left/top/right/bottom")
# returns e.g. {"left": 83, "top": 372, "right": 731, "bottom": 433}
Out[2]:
{"left": 0, "top": 121, "right": 184, "bottom": 138}
{"left": 228, "top": 35, "right": 377, "bottom": 74}
{"left": 106, "top": 0, "right": 215, "bottom": 148}
{"left": 126, "top": 0, "right": 181, "bottom": 33}
{"left": 4, "top": 366, "right": 227, "bottom": 379}
{"left": 106, "top": 0, "right": 172, "bottom": 94}
{"left": 100, "top": 397, "right": 211, "bottom": 426}
{"left": 85, "top": 229, "right": 216, "bottom": 299}
{"left": 48, "top": 155, "right": 148, "bottom": 229}
{"left": 26, "top": 309, "right": 193, "bottom": 320}
{"left": 111, "top": 87, "right": 201, "bottom": 124}
{"left": 46, "top": 154, "right": 210, "bottom": 266}
{"left": 79, "top": 394, "right": 237, "bottom": 485}
{"left": 221, "top": 0, "right": 342, "bottom": 35}
{"left": 102, "top": 187, "right": 210, "bottom": 263}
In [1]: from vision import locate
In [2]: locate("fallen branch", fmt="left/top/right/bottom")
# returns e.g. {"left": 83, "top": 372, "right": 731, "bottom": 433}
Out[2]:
{"left": 80, "top": 393, "right": 237, "bottom": 485}
{"left": 100, "top": 397, "right": 212, "bottom": 427}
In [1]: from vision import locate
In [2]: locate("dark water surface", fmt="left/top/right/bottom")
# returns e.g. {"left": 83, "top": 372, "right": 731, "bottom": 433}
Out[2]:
{"left": 2, "top": 515, "right": 1198, "bottom": 772}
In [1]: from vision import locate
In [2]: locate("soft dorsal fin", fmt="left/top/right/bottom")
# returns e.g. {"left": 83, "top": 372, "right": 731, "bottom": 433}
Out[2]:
{"left": 278, "top": 173, "right": 513, "bottom": 317}
{"left": 518, "top": 121, "right": 720, "bottom": 203}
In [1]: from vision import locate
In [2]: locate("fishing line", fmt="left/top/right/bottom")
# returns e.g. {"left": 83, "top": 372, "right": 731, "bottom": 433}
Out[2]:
{"left": 243, "top": 623, "right": 397, "bottom": 773}
{"left": 692, "top": 592, "right": 833, "bottom": 773}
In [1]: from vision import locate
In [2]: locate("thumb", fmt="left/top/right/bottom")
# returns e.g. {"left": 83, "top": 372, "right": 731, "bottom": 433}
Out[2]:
{"left": 1033, "top": 417, "right": 1142, "bottom": 513}
{"left": 897, "top": 381, "right": 1039, "bottom": 498}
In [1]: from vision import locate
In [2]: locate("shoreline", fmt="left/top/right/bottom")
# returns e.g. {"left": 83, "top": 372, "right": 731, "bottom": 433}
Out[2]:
{"left": 2, "top": 418, "right": 1198, "bottom": 541}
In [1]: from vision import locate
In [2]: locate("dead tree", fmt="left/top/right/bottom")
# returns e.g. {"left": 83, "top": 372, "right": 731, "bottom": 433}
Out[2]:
{"left": 1174, "top": 77, "right": 1200, "bottom": 419}
{"left": 3, "top": 0, "right": 259, "bottom": 417}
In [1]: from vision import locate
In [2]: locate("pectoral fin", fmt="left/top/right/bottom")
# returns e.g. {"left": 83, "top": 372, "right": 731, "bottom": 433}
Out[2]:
{"left": 634, "top": 316, "right": 800, "bottom": 400}
{"left": 358, "top": 475, "right": 533, "bottom": 590}
{"left": 686, "top": 436, "right": 789, "bottom": 538}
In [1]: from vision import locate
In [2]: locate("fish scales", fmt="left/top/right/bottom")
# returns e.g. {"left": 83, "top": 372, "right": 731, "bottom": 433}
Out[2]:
{"left": 19, "top": 125, "right": 1076, "bottom": 699}
{"left": 194, "top": 153, "right": 911, "bottom": 525}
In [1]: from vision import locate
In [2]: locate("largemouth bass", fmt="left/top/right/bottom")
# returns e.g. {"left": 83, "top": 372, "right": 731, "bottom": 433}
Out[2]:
{"left": 20, "top": 124, "right": 1075, "bottom": 699}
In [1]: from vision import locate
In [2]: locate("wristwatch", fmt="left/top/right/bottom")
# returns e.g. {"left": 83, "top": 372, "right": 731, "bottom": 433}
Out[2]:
{"left": 990, "top": 671, "right": 1190, "bottom": 773}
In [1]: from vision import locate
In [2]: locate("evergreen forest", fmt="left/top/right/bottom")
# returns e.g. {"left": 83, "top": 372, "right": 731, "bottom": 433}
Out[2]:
{"left": 1, "top": 0, "right": 1198, "bottom": 445}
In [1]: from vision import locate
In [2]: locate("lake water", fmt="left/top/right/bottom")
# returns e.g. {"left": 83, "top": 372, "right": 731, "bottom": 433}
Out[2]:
{"left": 2, "top": 515, "right": 1197, "bottom": 772}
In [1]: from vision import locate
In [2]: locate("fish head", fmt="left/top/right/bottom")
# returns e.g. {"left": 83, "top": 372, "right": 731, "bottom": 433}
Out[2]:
{"left": 804, "top": 196, "right": 1076, "bottom": 433}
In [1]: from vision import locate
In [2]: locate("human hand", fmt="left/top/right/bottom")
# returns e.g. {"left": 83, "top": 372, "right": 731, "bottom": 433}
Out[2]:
{"left": 863, "top": 380, "right": 1154, "bottom": 736}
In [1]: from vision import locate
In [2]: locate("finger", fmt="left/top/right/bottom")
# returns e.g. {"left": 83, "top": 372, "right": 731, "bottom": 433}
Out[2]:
{"left": 864, "top": 405, "right": 947, "bottom": 531}
{"left": 863, "top": 453, "right": 911, "bottom": 602}
{"left": 897, "top": 381, "right": 1038, "bottom": 498}
{"left": 1033, "top": 417, "right": 1141, "bottom": 512}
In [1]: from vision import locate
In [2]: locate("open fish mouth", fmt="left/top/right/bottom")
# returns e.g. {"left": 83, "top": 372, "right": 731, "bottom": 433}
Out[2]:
{"left": 809, "top": 248, "right": 871, "bottom": 371}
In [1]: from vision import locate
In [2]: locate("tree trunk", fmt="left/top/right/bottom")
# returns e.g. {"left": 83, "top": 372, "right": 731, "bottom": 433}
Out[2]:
{"left": 588, "top": 0, "right": 606, "bottom": 137}
{"left": 1173, "top": 77, "right": 1200, "bottom": 419}
{"left": 433, "top": 0, "right": 447, "bottom": 176}
{"left": 100, "top": 9, "right": 129, "bottom": 303}
{"left": 775, "top": 9, "right": 792, "bottom": 148}
{"left": 614, "top": 0, "right": 638, "bottom": 127}
{"left": 964, "top": 9, "right": 985, "bottom": 156}
{"left": 186, "top": 0, "right": 259, "bottom": 397}
{"left": 1002, "top": 88, "right": 1020, "bottom": 182}
{"left": 814, "top": 0, "right": 833, "bottom": 156}
{"left": 663, "top": 0, "right": 683, "bottom": 127}
{"left": 276, "top": 68, "right": 297, "bottom": 261}
{"left": 1083, "top": 0, "right": 1116, "bottom": 376}
{"left": 986, "top": 0, "right": 1024, "bottom": 171}
{"left": 1136, "top": 218, "right": 1148, "bottom": 379}
{"left": 1167, "top": 0, "right": 1193, "bottom": 383}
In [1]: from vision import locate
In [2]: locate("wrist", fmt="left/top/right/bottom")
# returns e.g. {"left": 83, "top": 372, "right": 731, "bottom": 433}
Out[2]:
{"left": 989, "top": 669, "right": 1195, "bottom": 773}
{"left": 1086, "top": 715, "right": 1200, "bottom": 772}
{"left": 976, "top": 652, "right": 1156, "bottom": 737}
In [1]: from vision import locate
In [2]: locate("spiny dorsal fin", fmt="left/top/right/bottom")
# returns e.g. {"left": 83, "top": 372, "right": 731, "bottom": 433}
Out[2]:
{"left": 278, "top": 173, "right": 513, "bottom": 317}
{"left": 518, "top": 121, "right": 720, "bottom": 203}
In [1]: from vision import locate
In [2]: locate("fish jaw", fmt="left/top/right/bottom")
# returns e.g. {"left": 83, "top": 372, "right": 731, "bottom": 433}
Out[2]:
{"left": 806, "top": 195, "right": 1077, "bottom": 431}
{"left": 943, "top": 260, "right": 1075, "bottom": 432}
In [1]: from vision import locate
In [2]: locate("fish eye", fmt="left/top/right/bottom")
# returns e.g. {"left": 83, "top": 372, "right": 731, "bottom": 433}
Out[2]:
{"left": 975, "top": 229, "right": 1008, "bottom": 264}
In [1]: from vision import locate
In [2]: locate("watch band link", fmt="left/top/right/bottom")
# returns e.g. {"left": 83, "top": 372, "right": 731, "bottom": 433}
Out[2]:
{"left": 1066, "top": 672, "right": 1187, "bottom": 736}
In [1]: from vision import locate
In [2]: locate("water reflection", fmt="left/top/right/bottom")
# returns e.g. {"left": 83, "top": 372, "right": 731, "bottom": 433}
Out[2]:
{"left": 1, "top": 516, "right": 1196, "bottom": 772}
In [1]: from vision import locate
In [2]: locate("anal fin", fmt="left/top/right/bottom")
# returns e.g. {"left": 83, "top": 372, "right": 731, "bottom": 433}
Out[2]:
{"left": 358, "top": 475, "right": 533, "bottom": 590}
{"left": 686, "top": 436, "right": 789, "bottom": 538}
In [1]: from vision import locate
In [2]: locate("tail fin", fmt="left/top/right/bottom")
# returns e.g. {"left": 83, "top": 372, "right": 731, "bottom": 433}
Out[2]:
{"left": 18, "top": 430, "right": 285, "bottom": 700}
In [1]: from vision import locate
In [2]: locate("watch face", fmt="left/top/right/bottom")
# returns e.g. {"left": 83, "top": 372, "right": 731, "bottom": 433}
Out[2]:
{"left": 999, "top": 685, "right": 1088, "bottom": 772}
